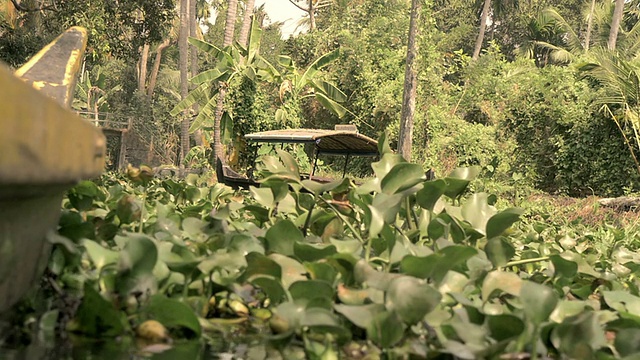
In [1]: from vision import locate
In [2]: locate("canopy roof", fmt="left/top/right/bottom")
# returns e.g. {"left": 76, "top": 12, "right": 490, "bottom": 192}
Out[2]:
{"left": 244, "top": 129, "right": 379, "bottom": 156}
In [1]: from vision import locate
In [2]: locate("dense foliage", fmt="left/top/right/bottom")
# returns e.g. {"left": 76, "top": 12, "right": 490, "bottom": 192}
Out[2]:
{"left": 3, "top": 0, "right": 640, "bottom": 195}
{"left": 5, "top": 141, "right": 640, "bottom": 358}
{"left": 7, "top": 0, "right": 640, "bottom": 357}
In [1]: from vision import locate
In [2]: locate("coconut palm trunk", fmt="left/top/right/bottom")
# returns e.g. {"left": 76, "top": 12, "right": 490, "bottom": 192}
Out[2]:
{"left": 190, "top": 0, "right": 202, "bottom": 147}
{"left": 398, "top": 0, "right": 421, "bottom": 161}
{"left": 239, "top": 0, "right": 255, "bottom": 46}
{"left": 213, "top": 1, "right": 238, "bottom": 164}
{"left": 473, "top": 0, "right": 491, "bottom": 60}
{"left": 179, "top": 0, "right": 190, "bottom": 163}
{"left": 585, "top": 0, "right": 596, "bottom": 52}
{"left": 609, "top": 0, "right": 625, "bottom": 50}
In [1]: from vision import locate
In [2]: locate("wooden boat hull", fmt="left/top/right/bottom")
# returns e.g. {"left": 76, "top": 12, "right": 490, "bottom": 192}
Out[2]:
{"left": 0, "top": 27, "right": 105, "bottom": 313}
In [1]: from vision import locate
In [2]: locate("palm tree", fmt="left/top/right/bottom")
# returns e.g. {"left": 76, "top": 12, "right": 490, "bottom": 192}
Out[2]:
{"left": 179, "top": 0, "right": 190, "bottom": 162}
{"left": 579, "top": 49, "right": 640, "bottom": 174}
{"left": 472, "top": 0, "right": 518, "bottom": 60}
{"left": 238, "top": 0, "right": 255, "bottom": 47}
{"left": 523, "top": 3, "right": 640, "bottom": 65}
{"left": 398, "top": 0, "right": 420, "bottom": 160}
{"left": 212, "top": 0, "right": 238, "bottom": 164}
{"left": 288, "top": 0, "right": 332, "bottom": 31}
{"left": 609, "top": 0, "right": 625, "bottom": 50}
{"left": 472, "top": 0, "right": 492, "bottom": 60}
{"left": 518, "top": 9, "right": 582, "bottom": 66}
{"left": 585, "top": 0, "right": 596, "bottom": 52}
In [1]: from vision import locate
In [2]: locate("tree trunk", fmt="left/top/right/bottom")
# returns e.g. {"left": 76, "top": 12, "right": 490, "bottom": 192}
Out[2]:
{"left": 308, "top": 0, "right": 316, "bottom": 31}
{"left": 147, "top": 39, "right": 170, "bottom": 98}
{"left": 585, "top": 0, "right": 596, "bottom": 52}
{"left": 398, "top": 0, "right": 421, "bottom": 161}
{"left": 213, "top": 1, "right": 238, "bottom": 164}
{"left": 609, "top": 0, "right": 625, "bottom": 50}
{"left": 238, "top": 0, "right": 255, "bottom": 47}
{"left": 138, "top": 43, "right": 150, "bottom": 93}
{"left": 472, "top": 0, "right": 491, "bottom": 60}
{"left": 189, "top": 0, "right": 198, "bottom": 82}
{"left": 190, "top": 0, "right": 201, "bottom": 146}
{"left": 179, "top": 0, "right": 190, "bottom": 163}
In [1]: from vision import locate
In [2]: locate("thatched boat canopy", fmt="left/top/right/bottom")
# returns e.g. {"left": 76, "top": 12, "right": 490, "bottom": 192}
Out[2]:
{"left": 244, "top": 128, "right": 379, "bottom": 157}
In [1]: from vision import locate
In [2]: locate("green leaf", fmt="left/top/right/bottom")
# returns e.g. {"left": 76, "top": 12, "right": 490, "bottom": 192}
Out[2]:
{"left": 485, "top": 237, "right": 515, "bottom": 268}
{"left": 293, "top": 242, "right": 337, "bottom": 262}
{"left": 251, "top": 276, "right": 287, "bottom": 305}
{"left": 560, "top": 251, "right": 601, "bottom": 278}
{"left": 486, "top": 208, "right": 523, "bottom": 239}
{"left": 306, "top": 262, "right": 338, "bottom": 284}
{"left": 416, "top": 179, "right": 446, "bottom": 211}
{"left": 83, "top": 240, "right": 118, "bottom": 272}
{"left": 190, "top": 68, "right": 227, "bottom": 85}
{"left": 268, "top": 254, "right": 307, "bottom": 288}
{"left": 461, "top": 193, "right": 496, "bottom": 235}
{"left": 289, "top": 280, "right": 335, "bottom": 304}
{"left": 376, "top": 131, "right": 392, "bottom": 156}
{"left": 354, "top": 260, "right": 402, "bottom": 290}
{"left": 68, "top": 180, "right": 101, "bottom": 211}
{"left": 118, "top": 234, "right": 158, "bottom": 277}
{"left": 311, "top": 79, "right": 347, "bottom": 102}
{"left": 366, "top": 310, "right": 405, "bottom": 349}
{"left": 385, "top": 276, "right": 442, "bottom": 325}
{"left": 187, "top": 37, "right": 222, "bottom": 56}
{"left": 72, "top": 284, "right": 127, "bottom": 337}
{"left": 366, "top": 205, "right": 384, "bottom": 239}
{"left": 443, "top": 166, "right": 481, "bottom": 199}
{"left": 221, "top": 111, "right": 233, "bottom": 144}
{"left": 371, "top": 192, "right": 404, "bottom": 224}
{"left": 299, "top": 49, "right": 340, "bottom": 87}
{"left": 170, "top": 83, "right": 211, "bottom": 116}
{"left": 250, "top": 186, "right": 275, "bottom": 208}
{"left": 550, "top": 311, "right": 606, "bottom": 358}
{"left": 265, "top": 220, "right": 303, "bottom": 256}
{"left": 400, "top": 246, "right": 477, "bottom": 285}
{"left": 301, "top": 177, "right": 350, "bottom": 196}
{"left": 380, "top": 163, "right": 426, "bottom": 194}
{"left": 520, "top": 281, "right": 558, "bottom": 324}
{"left": 145, "top": 295, "right": 202, "bottom": 338}
{"left": 334, "top": 303, "right": 386, "bottom": 329}
{"left": 241, "top": 252, "right": 282, "bottom": 281}
{"left": 314, "top": 92, "right": 348, "bottom": 119}
{"left": 482, "top": 270, "right": 522, "bottom": 300}
{"left": 189, "top": 96, "right": 217, "bottom": 132}
{"left": 275, "top": 149, "right": 300, "bottom": 179}
{"left": 372, "top": 153, "right": 405, "bottom": 180}
{"left": 550, "top": 254, "right": 578, "bottom": 279}
{"left": 486, "top": 314, "right": 525, "bottom": 341}
{"left": 615, "top": 328, "right": 640, "bottom": 357}
{"left": 603, "top": 291, "right": 640, "bottom": 317}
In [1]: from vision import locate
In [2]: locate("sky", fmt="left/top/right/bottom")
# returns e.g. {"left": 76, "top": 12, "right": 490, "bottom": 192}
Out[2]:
{"left": 255, "top": 0, "right": 306, "bottom": 38}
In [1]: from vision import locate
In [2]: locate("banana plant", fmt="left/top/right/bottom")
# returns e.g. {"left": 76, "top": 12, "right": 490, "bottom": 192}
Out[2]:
{"left": 169, "top": 17, "right": 280, "bottom": 135}
{"left": 170, "top": 17, "right": 348, "bottom": 137}
{"left": 276, "top": 49, "right": 348, "bottom": 123}
{"left": 73, "top": 66, "right": 122, "bottom": 124}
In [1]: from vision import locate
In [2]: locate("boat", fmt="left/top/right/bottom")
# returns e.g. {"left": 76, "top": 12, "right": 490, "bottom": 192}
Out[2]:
{"left": 216, "top": 125, "right": 379, "bottom": 189}
{"left": 0, "top": 27, "right": 106, "bottom": 313}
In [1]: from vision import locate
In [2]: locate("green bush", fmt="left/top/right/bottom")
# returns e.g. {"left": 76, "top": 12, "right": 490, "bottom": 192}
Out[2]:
{"left": 415, "top": 104, "right": 515, "bottom": 181}
{"left": 498, "top": 63, "right": 640, "bottom": 196}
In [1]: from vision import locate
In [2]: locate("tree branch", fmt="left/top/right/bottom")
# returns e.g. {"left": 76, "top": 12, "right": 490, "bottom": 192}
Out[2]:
{"left": 288, "top": 0, "right": 309, "bottom": 12}
{"left": 10, "top": 0, "right": 57, "bottom": 12}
